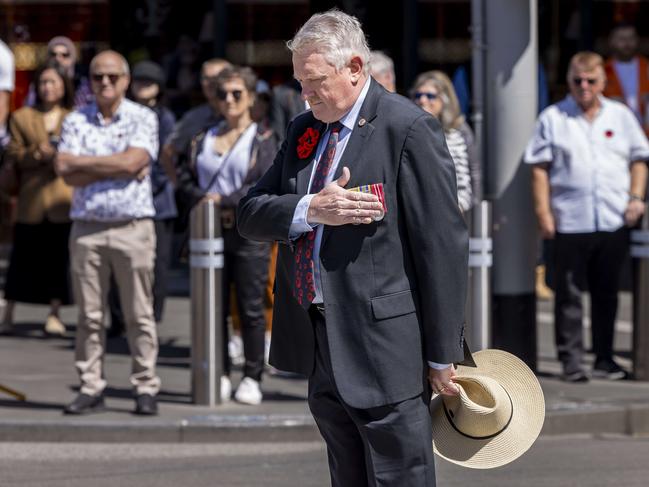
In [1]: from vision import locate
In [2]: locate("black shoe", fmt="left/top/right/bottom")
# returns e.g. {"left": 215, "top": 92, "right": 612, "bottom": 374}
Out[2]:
{"left": 63, "top": 393, "right": 105, "bottom": 415}
{"left": 561, "top": 369, "right": 590, "bottom": 383}
{"left": 592, "top": 359, "right": 629, "bottom": 380}
{"left": 134, "top": 394, "right": 158, "bottom": 415}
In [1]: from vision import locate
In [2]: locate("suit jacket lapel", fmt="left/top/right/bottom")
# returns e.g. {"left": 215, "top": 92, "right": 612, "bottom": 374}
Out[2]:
{"left": 323, "top": 78, "right": 382, "bottom": 247}
{"left": 296, "top": 118, "right": 326, "bottom": 195}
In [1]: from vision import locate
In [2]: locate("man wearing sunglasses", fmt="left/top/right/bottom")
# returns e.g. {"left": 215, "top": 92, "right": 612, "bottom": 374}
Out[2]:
{"left": 525, "top": 51, "right": 649, "bottom": 383}
{"left": 160, "top": 58, "right": 231, "bottom": 186}
{"left": 55, "top": 50, "right": 161, "bottom": 416}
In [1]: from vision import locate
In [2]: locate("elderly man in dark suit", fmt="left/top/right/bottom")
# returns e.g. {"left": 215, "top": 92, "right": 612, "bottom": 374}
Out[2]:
{"left": 238, "top": 9, "right": 468, "bottom": 487}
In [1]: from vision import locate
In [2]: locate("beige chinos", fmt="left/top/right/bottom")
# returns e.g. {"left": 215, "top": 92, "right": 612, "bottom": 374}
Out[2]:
{"left": 70, "top": 219, "right": 160, "bottom": 396}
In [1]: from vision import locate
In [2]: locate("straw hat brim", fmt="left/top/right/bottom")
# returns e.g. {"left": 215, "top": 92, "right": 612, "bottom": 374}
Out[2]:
{"left": 430, "top": 349, "right": 545, "bottom": 469}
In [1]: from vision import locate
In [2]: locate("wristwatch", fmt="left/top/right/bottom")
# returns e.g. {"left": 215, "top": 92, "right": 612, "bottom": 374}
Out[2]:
{"left": 629, "top": 193, "right": 644, "bottom": 202}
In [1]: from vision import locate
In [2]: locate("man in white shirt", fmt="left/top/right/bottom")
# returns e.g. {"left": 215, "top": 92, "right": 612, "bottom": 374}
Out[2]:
{"left": 525, "top": 51, "right": 649, "bottom": 382}
{"left": 0, "top": 38, "right": 14, "bottom": 148}
{"left": 55, "top": 50, "right": 161, "bottom": 415}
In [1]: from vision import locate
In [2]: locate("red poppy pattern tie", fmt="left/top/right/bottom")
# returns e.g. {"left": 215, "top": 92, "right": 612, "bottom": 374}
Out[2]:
{"left": 293, "top": 122, "right": 343, "bottom": 308}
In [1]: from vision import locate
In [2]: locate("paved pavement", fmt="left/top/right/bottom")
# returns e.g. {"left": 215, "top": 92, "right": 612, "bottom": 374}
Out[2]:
{"left": 4, "top": 436, "right": 649, "bottom": 487}
{"left": 1, "top": 281, "right": 649, "bottom": 443}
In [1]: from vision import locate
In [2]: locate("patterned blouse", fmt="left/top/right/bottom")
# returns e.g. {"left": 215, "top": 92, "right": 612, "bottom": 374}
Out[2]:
{"left": 58, "top": 98, "right": 159, "bottom": 222}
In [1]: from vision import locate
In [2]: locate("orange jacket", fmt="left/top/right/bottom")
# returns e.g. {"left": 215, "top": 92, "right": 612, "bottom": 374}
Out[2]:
{"left": 604, "top": 56, "right": 649, "bottom": 136}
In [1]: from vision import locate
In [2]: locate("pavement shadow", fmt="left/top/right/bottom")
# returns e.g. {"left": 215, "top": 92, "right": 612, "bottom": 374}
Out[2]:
{"left": 1, "top": 322, "right": 75, "bottom": 342}
{"left": 262, "top": 391, "right": 308, "bottom": 402}
{"left": 103, "top": 337, "right": 190, "bottom": 368}
{"left": 100, "top": 386, "right": 192, "bottom": 405}
{"left": 0, "top": 398, "right": 65, "bottom": 411}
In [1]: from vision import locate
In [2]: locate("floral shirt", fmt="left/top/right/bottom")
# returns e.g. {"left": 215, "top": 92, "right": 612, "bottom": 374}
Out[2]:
{"left": 59, "top": 98, "right": 159, "bottom": 222}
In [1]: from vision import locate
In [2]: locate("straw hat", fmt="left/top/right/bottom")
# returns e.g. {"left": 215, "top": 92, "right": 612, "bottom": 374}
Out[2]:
{"left": 430, "top": 349, "right": 545, "bottom": 469}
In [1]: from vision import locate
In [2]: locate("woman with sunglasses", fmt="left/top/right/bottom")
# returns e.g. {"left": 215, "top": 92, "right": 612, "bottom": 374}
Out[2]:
{"left": 410, "top": 70, "right": 477, "bottom": 213}
{"left": 176, "top": 66, "right": 278, "bottom": 405}
{"left": 1, "top": 60, "right": 75, "bottom": 336}
{"left": 24, "top": 36, "right": 92, "bottom": 109}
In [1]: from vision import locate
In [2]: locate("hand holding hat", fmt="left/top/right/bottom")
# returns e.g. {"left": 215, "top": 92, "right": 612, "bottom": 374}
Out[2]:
{"left": 430, "top": 349, "right": 545, "bottom": 469}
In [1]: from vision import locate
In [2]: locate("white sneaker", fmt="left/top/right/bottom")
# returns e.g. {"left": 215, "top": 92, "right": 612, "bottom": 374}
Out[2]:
{"left": 234, "top": 377, "right": 262, "bottom": 405}
{"left": 44, "top": 315, "right": 66, "bottom": 336}
{"left": 228, "top": 335, "right": 245, "bottom": 366}
{"left": 221, "top": 376, "right": 232, "bottom": 403}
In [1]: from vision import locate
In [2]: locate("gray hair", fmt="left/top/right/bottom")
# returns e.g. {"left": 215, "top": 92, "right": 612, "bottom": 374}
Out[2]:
{"left": 287, "top": 9, "right": 370, "bottom": 75}
{"left": 90, "top": 50, "right": 130, "bottom": 76}
{"left": 369, "top": 51, "right": 394, "bottom": 77}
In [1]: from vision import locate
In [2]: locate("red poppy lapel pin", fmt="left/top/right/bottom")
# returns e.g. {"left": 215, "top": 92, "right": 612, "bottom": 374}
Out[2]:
{"left": 605, "top": 129, "right": 614, "bottom": 138}
{"left": 297, "top": 127, "right": 320, "bottom": 159}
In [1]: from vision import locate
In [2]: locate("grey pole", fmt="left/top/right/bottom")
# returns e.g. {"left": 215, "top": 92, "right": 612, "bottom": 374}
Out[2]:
{"left": 467, "top": 0, "right": 491, "bottom": 351}
{"left": 485, "top": 0, "right": 538, "bottom": 370}
{"left": 467, "top": 202, "right": 492, "bottom": 351}
{"left": 631, "top": 208, "right": 649, "bottom": 380}
{"left": 189, "top": 200, "right": 224, "bottom": 406}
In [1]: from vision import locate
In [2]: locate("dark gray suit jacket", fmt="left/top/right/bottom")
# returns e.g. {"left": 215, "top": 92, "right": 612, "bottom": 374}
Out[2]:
{"left": 238, "top": 79, "right": 468, "bottom": 409}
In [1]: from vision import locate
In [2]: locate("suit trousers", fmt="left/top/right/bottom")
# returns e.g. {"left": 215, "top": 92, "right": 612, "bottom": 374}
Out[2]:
{"left": 69, "top": 219, "right": 161, "bottom": 396}
{"left": 308, "top": 307, "right": 436, "bottom": 487}
{"left": 553, "top": 228, "right": 629, "bottom": 374}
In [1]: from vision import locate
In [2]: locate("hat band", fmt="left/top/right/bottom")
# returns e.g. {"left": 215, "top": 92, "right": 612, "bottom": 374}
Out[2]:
{"left": 442, "top": 389, "right": 514, "bottom": 441}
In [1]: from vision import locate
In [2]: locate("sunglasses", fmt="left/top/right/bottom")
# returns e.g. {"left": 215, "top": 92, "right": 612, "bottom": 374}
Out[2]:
{"left": 49, "top": 50, "right": 71, "bottom": 59}
{"left": 216, "top": 89, "right": 243, "bottom": 101}
{"left": 572, "top": 77, "right": 597, "bottom": 86}
{"left": 91, "top": 73, "right": 124, "bottom": 84}
{"left": 414, "top": 92, "right": 439, "bottom": 100}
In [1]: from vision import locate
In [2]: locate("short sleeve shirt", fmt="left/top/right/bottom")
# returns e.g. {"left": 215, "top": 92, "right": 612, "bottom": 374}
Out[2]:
{"left": 0, "top": 39, "right": 14, "bottom": 92}
{"left": 524, "top": 95, "right": 649, "bottom": 233}
{"left": 59, "top": 98, "right": 158, "bottom": 222}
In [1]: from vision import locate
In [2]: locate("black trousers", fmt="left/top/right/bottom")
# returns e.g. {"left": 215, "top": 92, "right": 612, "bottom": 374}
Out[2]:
{"left": 553, "top": 228, "right": 629, "bottom": 374}
{"left": 109, "top": 218, "right": 174, "bottom": 329}
{"left": 222, "top": 227, "right": 270, "bottom": 381}
{"left": 308, "top": 307, "right": 436, "bottom": 487}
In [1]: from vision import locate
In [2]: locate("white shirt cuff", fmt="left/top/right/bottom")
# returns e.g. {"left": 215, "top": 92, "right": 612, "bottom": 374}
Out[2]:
{"left": 288, "top": 194, "right": 316, "bottom": 239}
{"left": 428, "top": 361, "right": 452, "bottom": 370}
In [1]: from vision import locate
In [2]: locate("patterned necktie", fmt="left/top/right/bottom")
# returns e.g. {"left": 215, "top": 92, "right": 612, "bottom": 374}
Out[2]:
{"left": 293, "top": 122, "right": 343, "bottom": 308}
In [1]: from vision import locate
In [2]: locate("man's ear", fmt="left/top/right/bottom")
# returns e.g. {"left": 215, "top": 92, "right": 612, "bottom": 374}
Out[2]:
{"left": 349, "top": 56, "right": 364, "bottom": 82}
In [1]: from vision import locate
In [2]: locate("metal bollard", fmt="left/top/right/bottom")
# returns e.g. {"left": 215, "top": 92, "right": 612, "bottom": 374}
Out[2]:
{"left": 631, "top": 207, "right": 649, "bottom": 380}
{"left": 189, "top": 200, "right": 224, "bottom": 405}
{"left": 466, "top": 200, "right": 492, "bottom": 351}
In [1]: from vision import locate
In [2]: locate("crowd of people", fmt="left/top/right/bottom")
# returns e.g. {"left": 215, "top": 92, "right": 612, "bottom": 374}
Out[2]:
{"left": 0, "top": 17, "right": 647, "bottom": 423}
